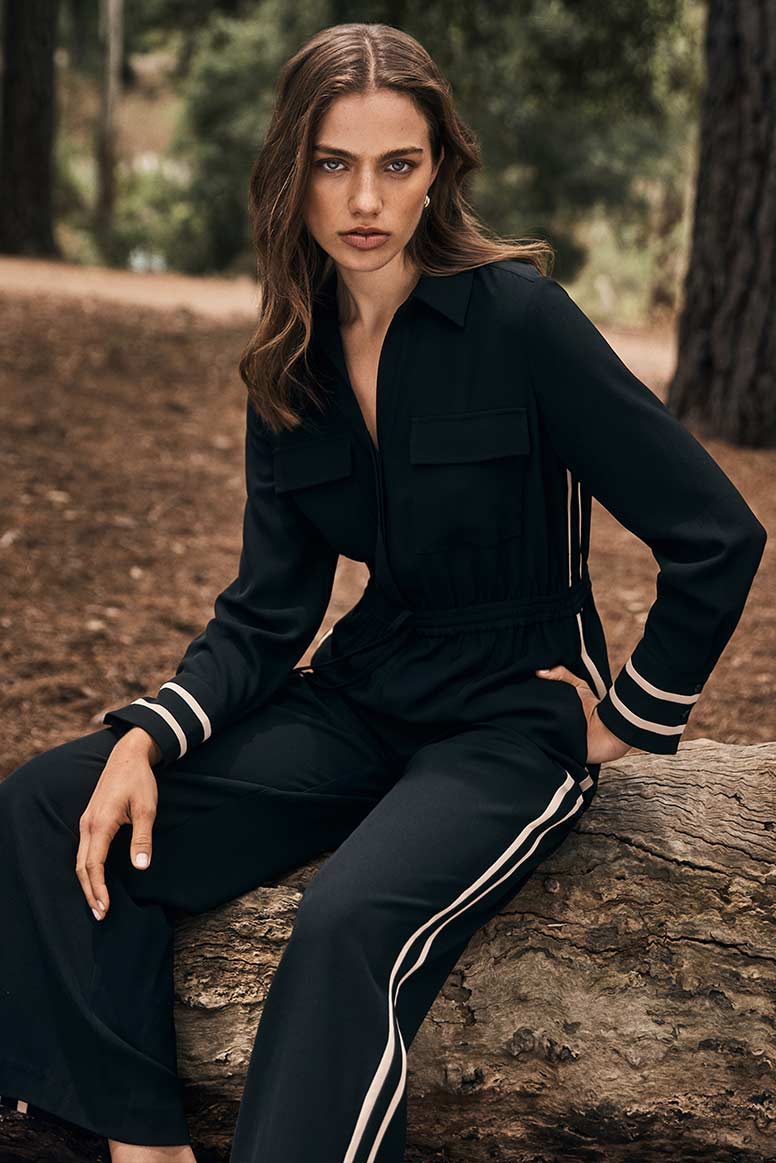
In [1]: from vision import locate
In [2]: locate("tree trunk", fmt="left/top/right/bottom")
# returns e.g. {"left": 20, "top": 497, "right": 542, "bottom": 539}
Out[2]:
{"left": 0, "top": 0, "right": 61, "bottom": 257}
{"left": 65, "top": 0, "right": 94, "bottom": 73}
{"left": 2, "top": 739, "right": 775, "bottom": 1162}
{"left": 94, "top": 0, "right": 123, "bottom": 264}
{"left": 668, "top": 0, "right": 776, "bottom": 448}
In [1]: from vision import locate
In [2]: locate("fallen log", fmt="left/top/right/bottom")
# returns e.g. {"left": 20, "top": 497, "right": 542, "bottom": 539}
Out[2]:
{"left": 2, "top": 738, "right": 774, "bottom": 1162}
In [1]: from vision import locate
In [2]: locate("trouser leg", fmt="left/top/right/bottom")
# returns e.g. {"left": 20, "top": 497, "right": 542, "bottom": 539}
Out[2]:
{"left": 228, "top": 721, "right": 595, "bottom": 1163}
{"left": 0, "top": 673, "right": 397, "bottom": 1147}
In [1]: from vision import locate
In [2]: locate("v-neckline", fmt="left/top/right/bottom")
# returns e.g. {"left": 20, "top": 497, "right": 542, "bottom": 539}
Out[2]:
{"left": 334, "top": 275, "right": 422, "bottom": 456}
{"left": 312, "top": 268, "right": 423, "bottom": 457}
{"left": 338, "top": 323, "right": 386, "bottom": 454}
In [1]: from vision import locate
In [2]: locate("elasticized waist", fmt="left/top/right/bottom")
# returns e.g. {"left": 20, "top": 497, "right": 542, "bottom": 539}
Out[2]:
{"left": 356, "top": 570, "right": 592, "bottom": 636}
{"left": 296, "top": 572, "right": 592, "bottom": 687}
{"left": 409, "top": 573, "right": 592, "bottom": 634}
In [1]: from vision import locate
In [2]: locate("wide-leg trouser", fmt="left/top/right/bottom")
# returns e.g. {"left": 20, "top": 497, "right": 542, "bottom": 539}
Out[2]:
{"left": 0, "top": 667, "right": 596, "bottom": 1162}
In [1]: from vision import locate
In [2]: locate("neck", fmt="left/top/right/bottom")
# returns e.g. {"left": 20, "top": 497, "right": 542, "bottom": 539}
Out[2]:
{"left": 335, "top": 257, "right": 422, "bottom": 331}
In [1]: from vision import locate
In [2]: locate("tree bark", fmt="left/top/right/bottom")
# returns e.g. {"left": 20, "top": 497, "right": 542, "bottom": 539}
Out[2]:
{"left": 0, "top": 0, "right": 61, "bottom": 257}
{"left": 2, "top": 739, "right": 775, "bottom": 1162}
{"left": 65, "top": 0, "right": 94, "bottom": 73}
{"left": 94, "top": 0, "right": 123, "bottom": 264}
{"left": 669, "top": 0, "right": 776, "bottom": 448}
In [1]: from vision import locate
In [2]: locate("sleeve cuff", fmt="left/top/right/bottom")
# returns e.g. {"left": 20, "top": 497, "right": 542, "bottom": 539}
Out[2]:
{"left": 101, "top": 678, "right": 214, "bottom": 770}
{"left": 595, "top": 651, "right": 703, "bottom": 755}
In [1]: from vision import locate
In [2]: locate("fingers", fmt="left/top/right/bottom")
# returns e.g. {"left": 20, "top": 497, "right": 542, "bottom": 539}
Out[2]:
{"left": 130, "top": 805, "right": 156, "bottom": 871}
{"left": 86, "top": 826, "right": 114, "bottom": 918}
{"left": 77, "top": 800, "right": 157, "bottom": 921}
{"left": 75, "top": 750, "right": 159, "bottom": 921}
{"left": 535, "top": 665, "right": 580, "bottom": 686}
{"left": 75, "top": 826, "right": 98, "bottom": 916}
{"left": 536, "top": 664, "right": 593, "bottom": 693}
{"left": 76, "top": 817, "right": 114, "bottom": 921}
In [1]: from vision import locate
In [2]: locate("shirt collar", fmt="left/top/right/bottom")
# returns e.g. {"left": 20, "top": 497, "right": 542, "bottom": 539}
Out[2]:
{"left": 313, "top": 262, "right": 475, "bottom": 330}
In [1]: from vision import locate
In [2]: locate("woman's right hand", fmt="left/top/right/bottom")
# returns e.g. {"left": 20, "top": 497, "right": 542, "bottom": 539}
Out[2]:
{"left": 76, "top": 728, "right": 161, "bottom": 921}
{"left": 535, "top": 666, "right": 633, "bottom": 764}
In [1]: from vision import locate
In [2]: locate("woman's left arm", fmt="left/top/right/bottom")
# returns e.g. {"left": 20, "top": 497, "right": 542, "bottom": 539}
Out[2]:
{"left": 525, "top": 274, "right": 768, "bottom": 755}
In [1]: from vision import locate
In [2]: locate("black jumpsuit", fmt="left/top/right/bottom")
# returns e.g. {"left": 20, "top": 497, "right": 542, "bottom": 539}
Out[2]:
{"left": 0, "top": 259, "right": 767, "bottom": 1162}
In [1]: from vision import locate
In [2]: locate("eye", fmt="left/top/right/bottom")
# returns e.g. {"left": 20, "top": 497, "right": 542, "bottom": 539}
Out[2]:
{"left": 314, "top": 158, "right": 417, "bottom": 174}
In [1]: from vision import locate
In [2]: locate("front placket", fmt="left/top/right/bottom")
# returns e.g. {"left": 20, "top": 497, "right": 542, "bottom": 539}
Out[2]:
{"left": 316, "top": 299, "right": 415, "bottom": 616}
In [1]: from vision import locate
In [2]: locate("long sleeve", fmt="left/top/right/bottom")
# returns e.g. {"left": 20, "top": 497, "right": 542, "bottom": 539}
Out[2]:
{"left": 102, "top": 398, "right": 339, "bottom": 772}
{"left": 524, "top": 275, "right": 767, "bottom": 754}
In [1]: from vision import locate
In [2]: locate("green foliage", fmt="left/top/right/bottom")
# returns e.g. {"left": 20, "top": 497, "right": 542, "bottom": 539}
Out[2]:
{"left": 116, "top": 1, "right": 327, "bottom": 274}
{"left": 164, "top": 6, "right": 282, "bottom": 273}
{"left": 53, "top": 133, "right": 104, "bottom": 265}
{"left": 52, "top": 0, "right": 706, "bottom": 317}
{"left": 105, "top": 155, "right": 204, "bottom": 272}
{"left": 402, "top": 0, "right": 703, "bottom": 283}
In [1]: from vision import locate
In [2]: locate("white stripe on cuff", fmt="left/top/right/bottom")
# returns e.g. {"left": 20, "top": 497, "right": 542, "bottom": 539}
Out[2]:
{"left": 608, "top": 686, "right": 686, "bottom": 736}
{"left": 624, "top": 657, "right": 702, "bottom": 704}
{"left": 160, "top": 681, "right": 212, "bottom": 741}
{"left": 131, "top": 698, "right": 188, "bottom": 758}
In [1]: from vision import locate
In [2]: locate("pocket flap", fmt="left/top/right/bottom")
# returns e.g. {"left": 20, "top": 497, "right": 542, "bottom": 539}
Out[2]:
{"left": 273, "top": 432, "right": 353, "bottom": 493}
{"left": 410, "top": 406, "right": 530, "bottom": 464}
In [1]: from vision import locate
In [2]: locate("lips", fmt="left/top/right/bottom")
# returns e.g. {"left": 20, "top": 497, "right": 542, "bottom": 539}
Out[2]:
{"left": 339, "top": 229, "right": 392, "bottom": 250}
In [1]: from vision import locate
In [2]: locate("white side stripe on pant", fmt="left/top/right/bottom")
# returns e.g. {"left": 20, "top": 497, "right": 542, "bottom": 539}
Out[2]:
{"left": 565, "top": 468, "right": 602, "bottom": 792}
{"left": 342, "top": 770, "right": 585, "bottom": 1163}
{"left": 566, "top": 467, "right": 607, "bottom": 705}
{"left": 575, "top": 612, "right": 607, "bottom": 701}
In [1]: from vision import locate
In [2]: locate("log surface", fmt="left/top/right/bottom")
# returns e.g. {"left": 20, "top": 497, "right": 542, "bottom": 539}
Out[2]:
{"left": 2, "top": 739, "right": 775, "bottom": 1162}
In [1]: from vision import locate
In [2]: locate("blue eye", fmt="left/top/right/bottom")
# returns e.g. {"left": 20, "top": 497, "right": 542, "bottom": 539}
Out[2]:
{"left": 315, "top": 159, "right": 416, "bottom": 174}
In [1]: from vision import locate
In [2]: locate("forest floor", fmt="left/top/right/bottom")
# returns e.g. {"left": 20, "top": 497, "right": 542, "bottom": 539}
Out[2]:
{"left": 0, "top": 256, "right": 773, "bottom": 778}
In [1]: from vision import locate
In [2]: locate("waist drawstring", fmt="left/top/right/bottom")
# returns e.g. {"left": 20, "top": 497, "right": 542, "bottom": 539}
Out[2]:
{"left": 411, "top": 572, "right": 591, "bottom": 633}
{"left": 295, "top": 571, "right": 591, "bottom": 683}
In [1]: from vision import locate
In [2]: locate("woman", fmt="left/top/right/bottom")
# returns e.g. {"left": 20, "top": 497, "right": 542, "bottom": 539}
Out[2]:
{"left": 0, "top": 21, "right": 767, "bottom": 1163}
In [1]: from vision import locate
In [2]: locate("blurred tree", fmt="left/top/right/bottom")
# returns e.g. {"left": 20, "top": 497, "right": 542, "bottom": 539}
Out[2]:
{"left": 137, "top": 0, "right": 692, "bottom": 279}
{"left": 94, "top": 0, "right": 124, "bottom": 263}
{"left": 0, "top": 0, "right": 62, "bottom": 256}
{"left": 416, "top": 0, "right": 692, "bottom": 282}
{"left": 147, "top": 0, "right": 310, "bottom": 274}
{"left": 65, "top": 0, "right": 93, "bottom": 70}
{"left": 669, "top": 0, "right": 775, "bottom": 446}
{"left": 125, "top": 0, "right": 255, "bottom": 78}
{"left": 46, "top": 1, "right": 702, "bottom": 299}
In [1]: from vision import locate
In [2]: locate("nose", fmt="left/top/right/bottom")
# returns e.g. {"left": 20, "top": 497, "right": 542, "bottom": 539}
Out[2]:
{"left": 348, "top": 171, "right": 382, "bottom": 214}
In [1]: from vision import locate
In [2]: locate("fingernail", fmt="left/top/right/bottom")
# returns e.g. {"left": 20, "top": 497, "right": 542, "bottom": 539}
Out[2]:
{"left": 536, "top": 668, "right": 550, "bottom": 675}
{"left": 92, "top": 907, "right": 102, "bottom": 921}
{"left": 96, "top": 900, "right": 105, "bottom": 911}
{"left": 135, "top": 853, "right": 148, "bottom": 868}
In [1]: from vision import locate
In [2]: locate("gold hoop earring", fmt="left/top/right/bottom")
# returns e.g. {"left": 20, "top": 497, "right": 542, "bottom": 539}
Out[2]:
{"left": 423, "top": 194, "right": 430, "bottom": 208}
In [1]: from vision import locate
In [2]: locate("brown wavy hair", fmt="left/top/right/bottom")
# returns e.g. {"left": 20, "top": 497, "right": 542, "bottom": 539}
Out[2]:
{"left": 239, "top": 22, "right": 555, "bottom": 434}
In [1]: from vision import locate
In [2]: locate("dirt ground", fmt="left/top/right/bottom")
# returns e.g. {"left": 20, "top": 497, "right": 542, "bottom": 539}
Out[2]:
{"left": 0, "top": 258, "right": 773, "bottom": 780}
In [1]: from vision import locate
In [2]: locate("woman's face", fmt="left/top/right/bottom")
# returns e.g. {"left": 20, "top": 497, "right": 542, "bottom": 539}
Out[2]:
{"left": 303, "top": 88, "right": 443, "bottom": 272}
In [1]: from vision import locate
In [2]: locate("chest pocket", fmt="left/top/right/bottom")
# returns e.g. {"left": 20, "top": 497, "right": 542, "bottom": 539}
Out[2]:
{"left": 273, "top": 431, "right": 367, "bottom": 558}
{"left": 409, "top": 405, "right": 530, "bottom": 555}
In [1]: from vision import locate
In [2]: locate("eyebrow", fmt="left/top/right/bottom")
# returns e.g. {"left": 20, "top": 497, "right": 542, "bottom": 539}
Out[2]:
{"left": 313, "top": 144, "right": 424, "bottom": 161}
